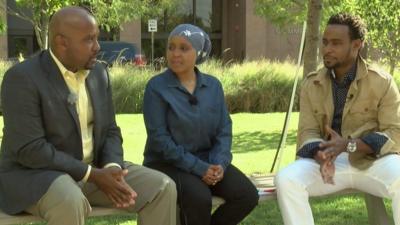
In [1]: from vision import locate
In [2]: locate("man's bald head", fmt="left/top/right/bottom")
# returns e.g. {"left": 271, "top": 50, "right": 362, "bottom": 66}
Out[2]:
{"left": 48, "top": 6, "right": 100, "bottom": 72}
{"left": 49, "top": 6, "right": 96, "bottom": 48}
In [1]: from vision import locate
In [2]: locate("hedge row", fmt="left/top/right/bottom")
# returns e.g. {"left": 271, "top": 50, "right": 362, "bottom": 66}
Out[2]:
{"left": 2, "top": 59, "right": 398, "bottom": 114}
{"left": 110, "top": 59, "right": 299, "bottom": 113}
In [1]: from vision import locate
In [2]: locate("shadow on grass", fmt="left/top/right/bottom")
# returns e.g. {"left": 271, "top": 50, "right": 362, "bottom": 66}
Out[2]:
{"left": 240, "top": 194, "right": 393, "bottom": 225}
{"left": 232, "top": 130, "right": 297, "bottom": 154}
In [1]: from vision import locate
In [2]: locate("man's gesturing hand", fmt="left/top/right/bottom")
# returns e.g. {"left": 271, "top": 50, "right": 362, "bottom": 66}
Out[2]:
{"left": 319, "top": 125, "right": 348, "bottom": 159}
{"left": 89, "top": 167, "right": 137, "bottom": 208}
{"left": 314, "top": 125, "right": 348, "bottom": 184}
{"left": 314, "top": 150, "right": 336, "bottom": 184}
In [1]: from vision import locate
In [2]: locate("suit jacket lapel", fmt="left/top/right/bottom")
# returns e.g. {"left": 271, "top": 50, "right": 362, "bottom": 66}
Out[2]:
{"left": 86, "top": 70, "right": 99, "bottom": 151}
{"left": 40, "top": 50, "right": 81, "bottom": 136}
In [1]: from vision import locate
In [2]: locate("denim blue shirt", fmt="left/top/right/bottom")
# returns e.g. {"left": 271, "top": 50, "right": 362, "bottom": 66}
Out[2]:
{"left": 143, "top": 68, "right": 232, "bottom": 177}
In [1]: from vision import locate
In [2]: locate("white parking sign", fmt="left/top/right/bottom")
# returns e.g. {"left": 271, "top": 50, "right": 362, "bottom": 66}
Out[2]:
{"left": 148, "top": 19, "right": 157, "bottom": 32}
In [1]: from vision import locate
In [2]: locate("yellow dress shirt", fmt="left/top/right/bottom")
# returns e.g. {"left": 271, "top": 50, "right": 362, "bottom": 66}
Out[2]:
{"left": 50, "top": 50, "right": 122, "bottom": 182}
{"left": 50, "top": 50, "right": 94, "bottom": 182}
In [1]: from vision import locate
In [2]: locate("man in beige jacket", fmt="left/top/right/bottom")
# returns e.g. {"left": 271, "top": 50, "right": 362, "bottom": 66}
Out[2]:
{"left": 275, "top": 13, "right": 400, "bottom": 225}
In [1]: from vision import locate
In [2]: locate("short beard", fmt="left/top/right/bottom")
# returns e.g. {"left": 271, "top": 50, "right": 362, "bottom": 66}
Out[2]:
{"left": 323, "top": 47, "right": 352, "bottom": 70}
{"left": 323, "top": 61, "right": 340, "bottom": 70}
{"left": 84, "top": 59, "right": 97, "bottom": 70}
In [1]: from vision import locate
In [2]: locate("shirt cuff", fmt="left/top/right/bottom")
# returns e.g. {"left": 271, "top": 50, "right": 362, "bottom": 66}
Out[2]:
{"left": 104, "top": 163, "right": 122, "bottom": 169}
{"left": 81, "top": 165, "right": 92, "bottom": 183}
{"left": 192, "top": 159, "right": 210, "bottom": 177}
{"left": 297, "top": 142, "right": 322, "bottom": 158}
{"left": 360, "top": 132, "right": 388, "bottom": 155}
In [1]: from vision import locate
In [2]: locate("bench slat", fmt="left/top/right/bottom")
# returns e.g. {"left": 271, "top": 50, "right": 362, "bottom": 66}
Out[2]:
{"left": 0, "top": 213, "right": 43, "bottom": 224}
{"left": 0, "top": 175, "right": 391, "bottom": 225}
{"left": 0, "top": 207, "right": 130, "bottom": 225}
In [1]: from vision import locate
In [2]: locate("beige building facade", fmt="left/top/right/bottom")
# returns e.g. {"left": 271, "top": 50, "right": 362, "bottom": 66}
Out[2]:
{"left": 245, "top": 0, "right": 302, "bottom": 61}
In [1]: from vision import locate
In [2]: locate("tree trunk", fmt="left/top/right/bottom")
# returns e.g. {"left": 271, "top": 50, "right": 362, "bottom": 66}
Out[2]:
{"left": 359, "top": 42, "right": 368, "bottom": 59}
{"left": 390, "top": 60, "right": 395, "bottom": 75}
{"left": 33, "top": 23, "right": 49, "bottom": 50}
{"left": 40, "top": 22, "right": 49, "bottom": 50}
{"left": 389, "top": 30, "right": 399, "bottom": 75}
{"left": 33, "top": 25, "right": 43, "bottom": 50}
{"left": 31, "top": 2, "right": 49, "bottom": 50}
{"left": 38, "top": 6, "right": 49, "bottom": 50}
{"left": 303, "top": 0, "right": 322, "bottom": 77}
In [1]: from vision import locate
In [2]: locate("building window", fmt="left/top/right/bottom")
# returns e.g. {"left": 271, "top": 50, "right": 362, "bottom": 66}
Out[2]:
{"left": 141, "top": 0, "right": 222, "bottom": 61}
{"left": 8, "top": 36, "right": 31, "bottom": 58}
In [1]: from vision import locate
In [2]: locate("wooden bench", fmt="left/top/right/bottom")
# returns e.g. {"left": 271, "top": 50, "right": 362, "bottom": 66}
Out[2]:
{"left": 0, "top": 175, "right": 391, "bottom": 225}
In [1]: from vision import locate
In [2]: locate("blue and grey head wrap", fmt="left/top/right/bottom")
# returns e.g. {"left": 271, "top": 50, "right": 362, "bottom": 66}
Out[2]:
{"left": 168, "top": 24, "right": 212, "bottom": 65}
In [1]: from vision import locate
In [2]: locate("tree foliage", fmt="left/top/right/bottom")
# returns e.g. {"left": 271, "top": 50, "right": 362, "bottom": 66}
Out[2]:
{"left": 254, "top": 0, "right": 355, "bottom": 29}
{"left": 254, "top": 0, "right": 307, "bottom": 27}
{"left": 255, "top": 0, "right": 322, "bottom": 76}
{"left": 355, "top": 0, "right": 400, "bottom": 74}
{"left": 255, "top": 0, "right": 400, "bottom": 74}
{"left": 86, "top": 0, "right": 177, "bottom": 33}
{"left": 0, "top": 0, "right": 178, "bottom": 50}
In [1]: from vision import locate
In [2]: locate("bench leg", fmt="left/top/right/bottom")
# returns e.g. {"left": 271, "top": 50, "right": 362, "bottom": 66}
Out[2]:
{"left": 364, "top": 194, "right": 391, "bottom": 225}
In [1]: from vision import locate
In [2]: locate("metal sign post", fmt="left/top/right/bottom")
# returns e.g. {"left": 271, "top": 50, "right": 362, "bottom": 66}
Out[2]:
{"left": 270, "top": 21, "right": 307, "bottom": 173}
{"left": 148, "top": 19, "right": 157, "bottom": 66}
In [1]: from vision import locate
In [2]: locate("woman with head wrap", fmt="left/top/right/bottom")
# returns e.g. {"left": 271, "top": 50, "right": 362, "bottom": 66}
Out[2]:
{"left": 142, "top": 24, "right": 259, "bottom": 225}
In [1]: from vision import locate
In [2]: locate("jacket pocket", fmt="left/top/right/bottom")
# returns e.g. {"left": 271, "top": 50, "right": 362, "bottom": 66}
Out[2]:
{"left": 348, "top": 100, "right": 378, "bottom": 123}
{"left": 312, "top": 110, "right": 327, "bottom": 136}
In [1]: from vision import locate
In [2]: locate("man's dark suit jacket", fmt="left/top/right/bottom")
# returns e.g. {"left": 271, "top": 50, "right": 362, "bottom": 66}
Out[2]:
{"left": 0, "top": 50, "right": 124, "bottom": 214}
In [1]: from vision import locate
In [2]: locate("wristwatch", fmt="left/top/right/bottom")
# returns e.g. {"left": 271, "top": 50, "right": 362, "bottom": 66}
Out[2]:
{"left": 346, "top": 139, "right": 357, "bottom": 153}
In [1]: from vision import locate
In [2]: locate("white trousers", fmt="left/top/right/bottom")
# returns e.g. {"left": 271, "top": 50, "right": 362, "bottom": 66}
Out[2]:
{"left": 275, "top": 153, "right": 400, "bottom": 225}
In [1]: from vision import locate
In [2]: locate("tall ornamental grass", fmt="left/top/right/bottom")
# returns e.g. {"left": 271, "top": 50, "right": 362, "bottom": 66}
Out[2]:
{"left": 0, "top": 61, "right": 11, "bottom": 81}
{"left": 200, "top": 59, "right": 298, "bottom": 113}
{"left": 1, "top": 59, "right": 399, "bottom": 114}
{"left": 110, "top": 58, "right": 299, "bottom": 113}
{"left": 109, "top": 65, "right": 153, "bottom": 113}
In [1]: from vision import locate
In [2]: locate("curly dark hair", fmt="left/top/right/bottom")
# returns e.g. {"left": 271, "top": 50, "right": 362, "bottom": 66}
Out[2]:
{"left": 327, "top": 13, "right": 367, "bottom": 41}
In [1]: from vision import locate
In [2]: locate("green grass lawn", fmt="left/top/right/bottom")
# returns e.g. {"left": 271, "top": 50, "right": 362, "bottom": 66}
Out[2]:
{"left": 20, "top": 113, "right": 394, "bottom": 225}
{"left": 117, "top": 112, "right": 298, "bottom": 175}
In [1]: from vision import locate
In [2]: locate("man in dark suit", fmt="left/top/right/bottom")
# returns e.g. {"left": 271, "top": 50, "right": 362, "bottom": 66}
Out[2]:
{"left": 0, "top": 6, "right": 176, "bottom": 225}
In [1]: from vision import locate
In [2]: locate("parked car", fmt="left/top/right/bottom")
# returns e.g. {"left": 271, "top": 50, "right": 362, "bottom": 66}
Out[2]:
{"left": 97, "top": 41, "right": 146, "bottom": 66}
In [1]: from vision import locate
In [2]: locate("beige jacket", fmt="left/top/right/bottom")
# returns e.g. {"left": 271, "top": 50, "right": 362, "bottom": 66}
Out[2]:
{"left": 298, "top": 58, "right": 400, "bottom": 169}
